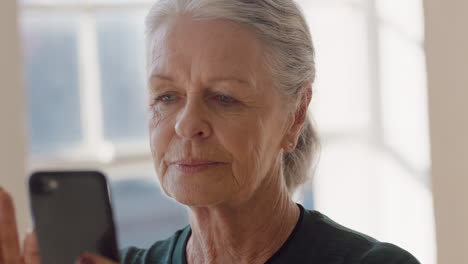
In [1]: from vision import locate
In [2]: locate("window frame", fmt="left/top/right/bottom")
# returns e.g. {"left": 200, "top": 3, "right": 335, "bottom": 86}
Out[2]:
{"left": 21, "top": 1, "right": 154, "bottom": 171}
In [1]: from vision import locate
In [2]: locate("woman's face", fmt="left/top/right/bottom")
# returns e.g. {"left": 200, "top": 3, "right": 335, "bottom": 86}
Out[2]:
{"left": 148, "top": 16, "right": 292, "bottom": 206}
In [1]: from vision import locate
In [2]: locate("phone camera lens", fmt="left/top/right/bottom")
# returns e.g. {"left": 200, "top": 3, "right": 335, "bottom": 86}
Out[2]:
{"left": 30, "top": 177, "right": 59, "bottom": 195}
{"left": 47, "top": 179, "right": 58, "bottom": 191}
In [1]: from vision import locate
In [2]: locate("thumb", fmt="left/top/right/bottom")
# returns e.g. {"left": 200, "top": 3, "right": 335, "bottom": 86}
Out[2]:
{"left": 75, "top": 252, "right": 118, "bottom": 264}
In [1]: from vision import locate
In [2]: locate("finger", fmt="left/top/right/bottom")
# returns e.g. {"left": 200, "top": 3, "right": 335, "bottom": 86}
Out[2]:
{"left": 75, "top": 252, "right": 118, "bottom": 264}
{"left": 0, "top": 188, "right": 22, "bottom": 264}
{"left": 23, "top": 231, "right": 41, "bottom": 264}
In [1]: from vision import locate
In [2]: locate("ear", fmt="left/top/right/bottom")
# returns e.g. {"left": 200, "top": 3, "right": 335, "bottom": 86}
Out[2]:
{"left": 282, "top": 84, "right": 312, "bottom": 152}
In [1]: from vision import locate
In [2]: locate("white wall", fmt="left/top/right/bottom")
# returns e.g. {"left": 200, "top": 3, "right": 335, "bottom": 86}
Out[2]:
{"left": 0, "top": 0, "right": 30, "bottom": 240}
{"left": 424, "top": 0, "right": 468, "bottom": 263}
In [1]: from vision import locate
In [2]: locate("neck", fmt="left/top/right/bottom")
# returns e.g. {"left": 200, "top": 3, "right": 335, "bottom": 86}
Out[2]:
{"left": 185, "top": 171, "right": 300, "bottom": 264}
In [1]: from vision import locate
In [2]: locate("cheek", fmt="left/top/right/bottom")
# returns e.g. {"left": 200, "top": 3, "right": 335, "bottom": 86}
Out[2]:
{"left": 216, "top": 114, "right": 268, "bottom": 183}
{"left": 148, "top": 112, "right": 174, "bottom": 172}
{"left": 221, "top": 107, "right": 286, "bottom": 187}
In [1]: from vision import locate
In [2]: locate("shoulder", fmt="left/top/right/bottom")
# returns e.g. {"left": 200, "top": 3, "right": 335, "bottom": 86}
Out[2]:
{"left": 359, "top": 243, "right": 421, "bottom": 264}
{"left": 297, "top": 209, "right": 420, "bottom": 263}
{"left": 119, "top": 226, "right": 190, "bottom": 264}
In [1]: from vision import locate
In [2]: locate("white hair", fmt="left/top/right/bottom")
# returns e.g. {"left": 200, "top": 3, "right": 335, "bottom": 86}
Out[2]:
{"left": 145, "top": 0, "right": 321, "bottom": 194}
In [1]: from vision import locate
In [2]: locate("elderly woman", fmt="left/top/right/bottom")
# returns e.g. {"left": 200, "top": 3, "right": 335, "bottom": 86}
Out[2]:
{"left": 0, "top": 0, "right": 421, "bottom": 263}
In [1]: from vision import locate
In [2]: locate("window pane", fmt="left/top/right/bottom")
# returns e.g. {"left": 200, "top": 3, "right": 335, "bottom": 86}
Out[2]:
{"left": 376, "top": 0, "right": 425, "bottom": 43}
{"left": 21, "top": 12, "right": 82, "bottom": 154}
{"left": 96, "top": 11, "right": 148, "bottom": 142}
{"left": 302, "top": 2, "right": 372, "bottom": 134}
{"left": 379, "top": 24, "right": 430, "bottom": 172}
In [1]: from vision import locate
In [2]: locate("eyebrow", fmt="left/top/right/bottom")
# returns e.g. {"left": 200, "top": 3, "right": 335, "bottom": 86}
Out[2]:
{"left": 149, "top": 74, "right": 252, "bottom": 87}
{"left": 149, "top": 74, "right": 174, "bottom": 82}
{"left": 206, "top": 76, "right": 252, "bottom": 87}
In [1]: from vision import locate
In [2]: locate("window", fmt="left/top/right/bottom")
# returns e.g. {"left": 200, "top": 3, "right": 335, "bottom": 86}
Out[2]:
{"left": 20, "top": 0, "right": 435, "bottom": 262}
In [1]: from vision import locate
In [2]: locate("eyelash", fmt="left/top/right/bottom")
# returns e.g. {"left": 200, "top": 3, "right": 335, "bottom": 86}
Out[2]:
{"left": 152, "top": 93, "right": 239, "bottom": 105}
{"left": 155, "top": 94, "right": 177, "bottom": 103}
{"left": 214, "top": 94, "right": 238, "bottom": 104}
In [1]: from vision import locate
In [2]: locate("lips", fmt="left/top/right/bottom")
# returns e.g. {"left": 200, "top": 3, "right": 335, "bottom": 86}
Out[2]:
{"left": 169, "top": 160, "right": 226, "bottom": 174}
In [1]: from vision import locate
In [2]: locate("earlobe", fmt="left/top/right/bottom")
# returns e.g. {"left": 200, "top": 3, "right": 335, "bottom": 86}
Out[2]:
{"left": 285, "top": 140, "right": 296, "bottom": 152}
{"left": 282, "top": 140, "right": 296, "bottom": 153}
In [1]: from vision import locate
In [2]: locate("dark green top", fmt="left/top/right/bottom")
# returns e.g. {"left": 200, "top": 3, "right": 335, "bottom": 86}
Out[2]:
{"left": 120, "top": 204, "right": 420, "bottom": 264}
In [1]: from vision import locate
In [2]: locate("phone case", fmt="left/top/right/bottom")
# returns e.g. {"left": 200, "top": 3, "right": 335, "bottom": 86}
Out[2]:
{"left": 29, "top": 171, "right": 120, "bottom": 264}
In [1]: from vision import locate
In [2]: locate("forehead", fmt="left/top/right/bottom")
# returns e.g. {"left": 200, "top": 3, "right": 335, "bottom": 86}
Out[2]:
{"left": 148, "top": 15, "right": 267, "bottom": 84}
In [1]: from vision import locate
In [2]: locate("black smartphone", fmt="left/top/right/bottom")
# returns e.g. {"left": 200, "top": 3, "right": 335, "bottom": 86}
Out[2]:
{"left": 28, "top": 171, "right": 120, "bottom": 264}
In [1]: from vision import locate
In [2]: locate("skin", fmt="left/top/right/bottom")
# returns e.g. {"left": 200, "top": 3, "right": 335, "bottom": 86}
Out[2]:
{"left": 0, "top": 15, "right": 312, "bottom": 264}
{"left": 0, "top": 188, "right": 41, "bottom": 264}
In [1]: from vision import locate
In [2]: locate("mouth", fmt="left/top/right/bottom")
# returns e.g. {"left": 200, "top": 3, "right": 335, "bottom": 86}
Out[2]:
{"left": 169, "top": 160, "right": 226, "bottom": 174}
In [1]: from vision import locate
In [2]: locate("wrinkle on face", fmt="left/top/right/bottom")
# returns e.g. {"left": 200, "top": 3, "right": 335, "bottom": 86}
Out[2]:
{"left": 146, "top": 15, "right": 291, "bottom": 206}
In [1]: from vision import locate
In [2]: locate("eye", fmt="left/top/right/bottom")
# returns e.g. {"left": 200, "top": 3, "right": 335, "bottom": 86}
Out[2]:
{"left": 156, "top": 94, "right": 177, "bottom": 103}
{"left": 215, "top": 94, "right": 237, "bottom": 104}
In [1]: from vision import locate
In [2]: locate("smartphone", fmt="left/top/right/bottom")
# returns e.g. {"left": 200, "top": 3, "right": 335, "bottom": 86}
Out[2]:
{"left": 28, "top": 171, "right": 120, "bottom": 264}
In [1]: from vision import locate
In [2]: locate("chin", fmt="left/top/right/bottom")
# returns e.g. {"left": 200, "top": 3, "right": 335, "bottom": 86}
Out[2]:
{"left": 161, "top": 167, "right": 239, "bottom": 207}
{"left": 163, "top": 178, "right": 237, "bottom": 207}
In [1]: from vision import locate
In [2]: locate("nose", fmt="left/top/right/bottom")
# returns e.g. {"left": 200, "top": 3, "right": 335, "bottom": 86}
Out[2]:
{"left": 175, "top": 99, "right": 212, "bottom": 140}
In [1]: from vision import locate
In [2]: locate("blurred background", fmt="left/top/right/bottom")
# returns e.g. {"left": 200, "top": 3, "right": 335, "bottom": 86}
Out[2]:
{"left": 2, "top": 0, "right": 467, "bottom": 264}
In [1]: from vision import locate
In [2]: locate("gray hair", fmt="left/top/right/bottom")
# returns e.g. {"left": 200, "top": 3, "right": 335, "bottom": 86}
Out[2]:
{"left": 145, "top": 0, "right": 321, "bottom": 194}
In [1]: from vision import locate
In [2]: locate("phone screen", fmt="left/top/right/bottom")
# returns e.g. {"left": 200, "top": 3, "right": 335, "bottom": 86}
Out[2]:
{"left": 29, "top": 171, "right": 120, "bottom": 264}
